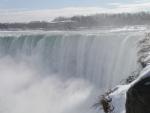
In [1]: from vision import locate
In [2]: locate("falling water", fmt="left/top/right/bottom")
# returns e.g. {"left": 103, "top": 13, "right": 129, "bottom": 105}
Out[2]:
{"left": 0, "top": 30, "right": 143, "bottom": 113}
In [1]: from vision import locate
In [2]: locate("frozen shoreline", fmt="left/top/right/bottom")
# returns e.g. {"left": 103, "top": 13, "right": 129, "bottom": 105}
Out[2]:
{"left": 101, "top": 32, "right": 150, "bottom": 113}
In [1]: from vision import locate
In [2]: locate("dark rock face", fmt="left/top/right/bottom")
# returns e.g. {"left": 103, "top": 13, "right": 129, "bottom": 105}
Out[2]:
{"left": 126, "top": 77, "right": 150, "bottom": 113}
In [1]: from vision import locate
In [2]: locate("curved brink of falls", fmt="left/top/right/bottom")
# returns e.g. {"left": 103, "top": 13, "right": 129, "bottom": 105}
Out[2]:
{"left": 0, "top": 31, "right": 140, "bottom": 113}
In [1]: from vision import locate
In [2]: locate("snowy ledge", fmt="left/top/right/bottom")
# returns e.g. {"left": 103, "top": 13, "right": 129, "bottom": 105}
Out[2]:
{"left": 99, "top": 33, "right": 150, "bottom": 113}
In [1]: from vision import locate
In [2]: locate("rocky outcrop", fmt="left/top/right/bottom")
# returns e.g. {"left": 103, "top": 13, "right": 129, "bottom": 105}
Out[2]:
{"left": 126, "top": 33, "right": 150, "bottom": 113}
{"left": 126, "top": 76, "right": 150, "bottom": 113}
{"left": 99, "top": 33, "right": 150, "bottom": 113}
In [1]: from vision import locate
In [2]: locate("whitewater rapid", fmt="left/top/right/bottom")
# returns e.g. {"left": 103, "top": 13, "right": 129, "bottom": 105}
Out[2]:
{"left": 0, "top": 30, "right": 143, "bottom": 113}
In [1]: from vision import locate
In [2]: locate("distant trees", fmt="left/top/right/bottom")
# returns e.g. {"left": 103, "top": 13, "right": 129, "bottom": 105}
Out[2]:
{"left": 0, "top": 12, "right": 150, "bottom": 30}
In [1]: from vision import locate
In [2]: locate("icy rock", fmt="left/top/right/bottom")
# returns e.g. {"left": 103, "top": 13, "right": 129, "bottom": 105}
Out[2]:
{"left": 126, "top": 68, "right": 150, "bottom": 113}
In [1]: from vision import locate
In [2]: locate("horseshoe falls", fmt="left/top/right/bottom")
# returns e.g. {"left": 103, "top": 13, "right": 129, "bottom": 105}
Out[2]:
{"left": 0, "top": 30, "right": 142, "bottom": 113}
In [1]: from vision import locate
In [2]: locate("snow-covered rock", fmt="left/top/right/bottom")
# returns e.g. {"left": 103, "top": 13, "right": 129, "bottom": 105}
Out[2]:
{"left": 100, "top": 33, "right": 150, "bottom": 113}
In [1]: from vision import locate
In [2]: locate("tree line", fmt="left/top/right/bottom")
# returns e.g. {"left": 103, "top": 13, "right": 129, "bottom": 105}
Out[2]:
{"left": 0, "top": 12, "right": 150, "bottom": 30}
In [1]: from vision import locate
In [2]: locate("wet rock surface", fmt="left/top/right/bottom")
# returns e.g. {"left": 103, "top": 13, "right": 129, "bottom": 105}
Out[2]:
{"left": 126, "top": 76, "right": 150, "bottom": 113}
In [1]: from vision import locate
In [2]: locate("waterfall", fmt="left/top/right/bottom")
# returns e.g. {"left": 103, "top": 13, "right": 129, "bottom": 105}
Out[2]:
{"left": 0, "top": 31, "right": 142, "bottom": 113}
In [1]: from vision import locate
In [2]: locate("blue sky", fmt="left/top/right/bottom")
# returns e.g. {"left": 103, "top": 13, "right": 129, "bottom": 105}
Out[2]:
{"left": 0, "top": 0, "right": 150, "bottom": 22}
{"left": 0, "top": 0, "right": 148, "bottom": 9}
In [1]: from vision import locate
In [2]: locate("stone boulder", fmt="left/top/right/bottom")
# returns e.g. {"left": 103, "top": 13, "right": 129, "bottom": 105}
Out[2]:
{"left": 126, "top": 76, "right": 150, "bottom": 113}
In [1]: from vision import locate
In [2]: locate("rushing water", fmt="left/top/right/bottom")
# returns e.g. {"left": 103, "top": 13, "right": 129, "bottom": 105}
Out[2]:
{"left": 0, "top": 30, "right": 142, "bottom": 113}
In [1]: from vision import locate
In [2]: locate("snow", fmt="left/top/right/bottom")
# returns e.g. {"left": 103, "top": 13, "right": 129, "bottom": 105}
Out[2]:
{"left": 108, "top": 85, "right": 130, "bottom": 113}
{"left": 109, "top": 64, "right": 150, "bottom": 113}
{"left": 107, "top": 33, "right": 150, "bottom": 113}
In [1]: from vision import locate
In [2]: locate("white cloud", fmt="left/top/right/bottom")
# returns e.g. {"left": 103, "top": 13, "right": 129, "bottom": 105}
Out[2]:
{"left": 0, "top": 1, "right": 150, "bottom": 23}
{"left": 0, "top": 7, "right": 105, "bottom": 23}
{"left": 108, "top": 2, "right": 122, "bottom": 6}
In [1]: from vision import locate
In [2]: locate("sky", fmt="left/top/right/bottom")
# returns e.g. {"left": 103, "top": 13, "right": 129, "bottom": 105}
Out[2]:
{"left": 2, "top": 0, "right": 106, "bottom": 9}
{"left": 0, "top": 0, "right": 149, "bottom": 9}
{"left": 0, "top": 0, "right": 150, "bottom": 22}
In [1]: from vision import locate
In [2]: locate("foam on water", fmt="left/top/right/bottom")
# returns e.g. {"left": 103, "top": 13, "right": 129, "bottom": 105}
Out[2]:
{"left": 0, "top": 31, "right": 142, "bottom": 113}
